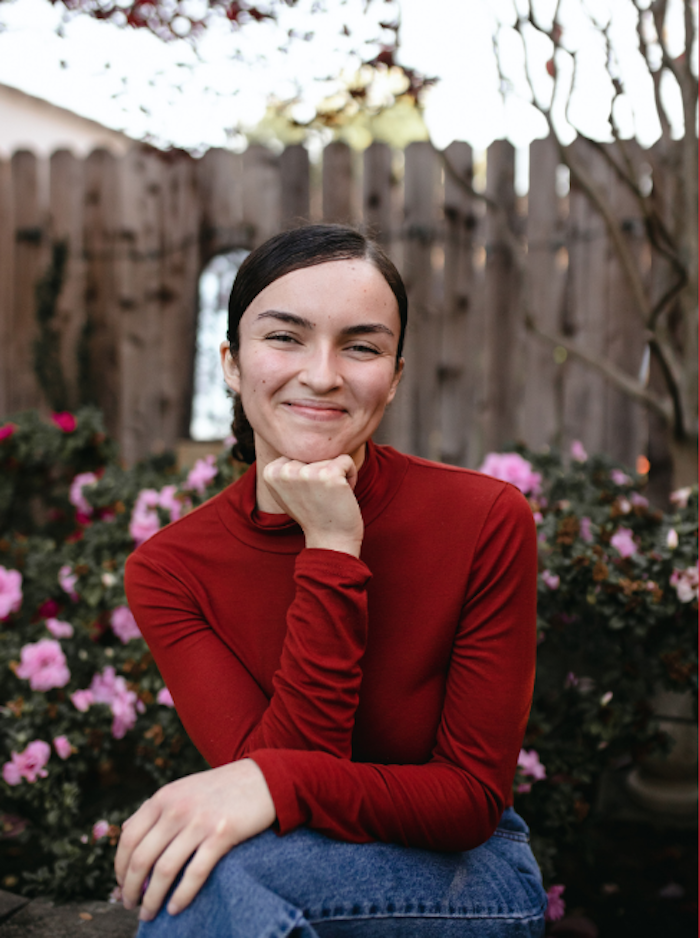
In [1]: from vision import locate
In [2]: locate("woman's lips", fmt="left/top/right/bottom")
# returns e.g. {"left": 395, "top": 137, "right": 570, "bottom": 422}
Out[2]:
{"left": 283, "top": 401, "right": 348, "bottom": 421}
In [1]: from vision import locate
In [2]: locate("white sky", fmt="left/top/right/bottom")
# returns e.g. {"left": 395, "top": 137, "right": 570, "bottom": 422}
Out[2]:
{"left": 0, "top": 0, "right": 692, "bottom": 153}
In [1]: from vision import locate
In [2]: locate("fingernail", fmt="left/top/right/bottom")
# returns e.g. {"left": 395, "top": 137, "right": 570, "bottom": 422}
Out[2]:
{"left": 123, "top": 899, "right": 134, "bottom": 911}
{"left": 167, "top": 903, "right": 180, "bottom": 916}
{"left": 139, "top": 908, "right": 154, "bottom": 922}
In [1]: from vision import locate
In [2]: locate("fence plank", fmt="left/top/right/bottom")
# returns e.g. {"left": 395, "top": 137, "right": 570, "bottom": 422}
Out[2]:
{"left": 521, "top": 137, "right": 565, "bottom": 450}
{"left": 482, "top": 140, "right": 519, "bottom": 453}
{"left": 50, "top": 149, "right": 85, "bottom": 411}
{"left": 0, "top": 158, "right": 13, "bottom": 416}
{"left": 196, "top": 148, "right": 245, "bottom": 261}
{"left": 322, "top": 142, "right": 354, "bottom": 224}
{"left": 10, "top": 150, "right": 45, "bottom": 413}
{"left": 243, "top": 145, "right": 281, "bottom": 248}
{"left": 363, "top": 142, "right": 393, "bottom": 244}
{"left": 280, "top": 144, "right": 310, "bottom": 228}
{"left": 440, "top": 140, "right": 479, "bottom": 465}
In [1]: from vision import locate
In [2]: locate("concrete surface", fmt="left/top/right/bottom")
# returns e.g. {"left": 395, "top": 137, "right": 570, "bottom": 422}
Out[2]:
{"left": 0, "top": 892, "right": 138, "bottom": 938}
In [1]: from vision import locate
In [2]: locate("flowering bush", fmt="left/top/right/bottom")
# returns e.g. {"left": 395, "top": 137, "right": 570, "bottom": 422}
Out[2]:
{"left": 0, "top": 411, "right": 696, "bottom": 908}
{"left": 0, "top": 408, "right": 244, "bottom": 899}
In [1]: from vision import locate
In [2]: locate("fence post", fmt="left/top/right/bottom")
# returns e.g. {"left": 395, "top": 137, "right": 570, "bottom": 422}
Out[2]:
{"left": 322, "top": 142, "right": 354, "bottom": 224}
{"left": 0, "top": 157, "right": 13, "bottom": 417}
{"left": 280, "top": 144, "right": 310, "bottom": 228}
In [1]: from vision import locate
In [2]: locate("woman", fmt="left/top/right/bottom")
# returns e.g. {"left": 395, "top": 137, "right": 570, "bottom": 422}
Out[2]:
{"left": 116, "top": 224, "right": 547, "bottom": 937}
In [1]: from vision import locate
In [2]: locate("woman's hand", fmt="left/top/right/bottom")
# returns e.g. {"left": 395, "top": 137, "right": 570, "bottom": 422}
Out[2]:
{"left": 262, "top": 455, "right": 364, "bottom": 558}
{"left": 115, "top": 759, "right": 275, "bottom": 922}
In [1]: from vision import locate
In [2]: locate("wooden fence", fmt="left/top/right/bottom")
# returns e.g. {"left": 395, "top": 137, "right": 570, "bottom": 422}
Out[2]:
{"left": 0, "top": 138, "right": 655, "bottom": 469}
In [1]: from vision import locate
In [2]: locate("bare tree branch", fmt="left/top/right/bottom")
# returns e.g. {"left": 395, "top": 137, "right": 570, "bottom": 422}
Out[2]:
{"left": 524, "top": 314, "right": 673, "bottom": 424}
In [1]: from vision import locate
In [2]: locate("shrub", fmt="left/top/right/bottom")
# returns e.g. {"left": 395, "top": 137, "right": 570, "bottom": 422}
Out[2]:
{"left": 0, "top": 412, "right": 697, "bottom": 904}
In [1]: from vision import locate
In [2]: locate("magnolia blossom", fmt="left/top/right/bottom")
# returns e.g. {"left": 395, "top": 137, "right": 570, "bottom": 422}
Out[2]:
{"left": 93, "top": 820, "right": 110, "bottom": 840}
{"left": 51, "top": 411, "right": 77, "bottom": 433}
{"left": 579, "top": 516, "right": 593, "bottom": 543}
{"left": 545, "top": 885, "right": 566, "bottom": 922}
{"left": 478, "top": 453, "right": 542, "bottom": 496}
{"left": 111, "top": 606, "right": 142, "bottom": 644}
{"left": 570, "top": 440, "right": 588, "bottom": 462}
{"left": 2, "top": 740, "right": 51, "bottom": 785}
{"left": 666, "top": 528, "right": 679, "bottom": 549}
{"left": 70, "top": 689, "right": 94, "bottom": 712}
{"left": 89, "top": 666, "right": 145, "bottom": 739}
{"left": 0, "top": 566, "right": 22, "bottom": 619}
{"left": 610, "top": 469, "right": 631, "bottom": 486}
{"left": 157, "top": 687, "right": 175, "bottom": 707}
{"left": 185, "top": 455, "right": 218, "bottom": 494}
{"left": 541, "top": 570, "right": 560, "bottom": 590}
{"left": 516, "top": 748, "right": 546, "bottom": 793}
{"left": 46, "top": 618, "right": 74, "bottom": 639}
{"left": 58, "top": 565, "right": 79, "bottom": 601}
{"left": 53, "top": 736, "right": 73, "bottom": 760}
{"left": 16, "top": 639, "right": 70, "bottom": 692}
{"left": 670, "top": 566, "right": 699, "bottom": 604}
{"left": 670, "top": 487, "right": 692, "bottom": 509}
{"left": 130, "top": 486, "right": 188, "bottom": 546}
{"left": 610, "top": 527, "right": 637, "bottom": 558}
{"left": 69, "top": 472, "right": 99, "bottom": 517}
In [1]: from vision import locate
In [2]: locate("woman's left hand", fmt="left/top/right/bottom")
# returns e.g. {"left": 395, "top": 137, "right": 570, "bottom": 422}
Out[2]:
{"left": 115, "top": 758, "right": 276, "bottom": 922}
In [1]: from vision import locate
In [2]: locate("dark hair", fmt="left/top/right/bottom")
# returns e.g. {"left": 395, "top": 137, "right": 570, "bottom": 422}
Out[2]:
{"left": 226, "top": 224, "right": 408, "bottom": 464}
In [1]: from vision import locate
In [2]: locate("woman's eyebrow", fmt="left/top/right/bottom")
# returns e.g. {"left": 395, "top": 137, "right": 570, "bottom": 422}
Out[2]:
{"left": 255, "top": 311, "right": 394, "bottom": 338}
{"left": 340, "top": 323, "right": 395, "bottom": 338}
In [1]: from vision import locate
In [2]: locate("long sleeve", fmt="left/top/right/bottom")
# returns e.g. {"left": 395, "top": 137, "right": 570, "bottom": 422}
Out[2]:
{"left": 125, "top": 547, "right": 371, "bottom": 765}
{"left": 249, "top": 484, "right": 537, "bottom": 852}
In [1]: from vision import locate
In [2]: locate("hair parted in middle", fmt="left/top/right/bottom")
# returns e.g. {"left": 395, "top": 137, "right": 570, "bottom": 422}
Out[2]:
{"left": 226, "top": 223, "right": 408, "bottom": 464}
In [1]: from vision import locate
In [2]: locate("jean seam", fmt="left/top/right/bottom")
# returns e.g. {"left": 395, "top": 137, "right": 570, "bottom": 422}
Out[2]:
{"left": 491, "top": 830, "right": 529, "bottom": 843}
{"left": 308, "top": 911, "right": 547, "bottom": 923}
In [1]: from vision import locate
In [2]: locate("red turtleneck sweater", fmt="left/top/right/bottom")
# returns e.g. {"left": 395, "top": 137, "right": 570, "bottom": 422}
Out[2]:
{"left": 124, "top": 442, "right": 537, "bottom": 852}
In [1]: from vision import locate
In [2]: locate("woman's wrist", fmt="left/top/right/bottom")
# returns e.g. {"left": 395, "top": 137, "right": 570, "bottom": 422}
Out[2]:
{"left": 303, "top": 531, "right": 363, "bottom": 558}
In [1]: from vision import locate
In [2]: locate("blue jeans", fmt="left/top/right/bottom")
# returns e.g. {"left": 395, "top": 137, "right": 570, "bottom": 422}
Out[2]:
{"left": 137, "top": 808, "right": 546, "bottom": 937}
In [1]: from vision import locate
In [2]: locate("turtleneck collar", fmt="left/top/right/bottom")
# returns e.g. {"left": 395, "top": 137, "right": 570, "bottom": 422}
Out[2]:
{"left": 215, "top": 438, "right": 409, "bottom": 553}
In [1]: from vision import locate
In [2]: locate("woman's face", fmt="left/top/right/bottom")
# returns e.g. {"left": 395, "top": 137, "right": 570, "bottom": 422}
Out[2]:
{"left": 221, "top": 259, "right": 403, "bottom": 471}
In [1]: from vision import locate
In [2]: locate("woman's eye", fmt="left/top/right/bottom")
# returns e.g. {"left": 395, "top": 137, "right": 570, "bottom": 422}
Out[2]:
{"left": 266, "top": 333, "right": 298, "bottom": 344}
{"left": 347, "top": 345, "right": 380, "bottom": 355}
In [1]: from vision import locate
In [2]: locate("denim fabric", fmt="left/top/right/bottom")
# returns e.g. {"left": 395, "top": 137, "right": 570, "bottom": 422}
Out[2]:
{"left": 137, "top": 808, "right": 547, "bottom": 938}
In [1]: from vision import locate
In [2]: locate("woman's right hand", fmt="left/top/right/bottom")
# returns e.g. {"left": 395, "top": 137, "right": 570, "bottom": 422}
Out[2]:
{"left": 262, "top": 455, "right": 364, "bottom": 557}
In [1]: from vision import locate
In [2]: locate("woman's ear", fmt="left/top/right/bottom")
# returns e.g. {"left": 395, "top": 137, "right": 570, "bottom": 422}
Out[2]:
{"left": 220, "top": 341, "right": 241, "bottom": 394}
{"left": 386, "top": 358, "right": 404, "bottom": 405}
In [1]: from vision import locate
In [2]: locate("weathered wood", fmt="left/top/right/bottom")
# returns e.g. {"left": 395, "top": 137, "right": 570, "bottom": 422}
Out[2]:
{"left": 482, "top": 140, "right": 519, "bottom": 453}
{"left": 242, "top": 145, "right": 281, "bottom": 248}
{"left": 322, "top": 142, "right": 354, "bottom": 224}
{"left": 10, "top": 151, "right": 46, "bottom": 413}
{"left": 196, "top": 148, "right": 245, "bottom": 261}
{"left": 83, "top": 149, "right": 121, "bottom": 438}
{"left": 363, "top": 142, "right": 393, "bottom": 244}
{"left": 440, "top": 140, "right": 480, "bottom": 466}
{"left": 563, "top": 139, "right": 610, "bottom": 456}
{"left": 521, "top": 137, "right": 565, "bottom": 451}
{"left": 279, "top": 144, "right": 310, "bottom": 228}
{"left": 0, "top": 157, "right": 13, "bottom": 417}
{"left": 49, "top": 149, "right": 85, "bottom": 411}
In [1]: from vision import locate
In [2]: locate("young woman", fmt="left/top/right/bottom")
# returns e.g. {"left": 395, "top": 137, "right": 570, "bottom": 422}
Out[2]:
{"left": 116, "top": 224, "right": 547, "bottom": 937}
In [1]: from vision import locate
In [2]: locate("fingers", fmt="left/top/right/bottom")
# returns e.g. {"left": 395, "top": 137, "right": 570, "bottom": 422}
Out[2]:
{"left": 264, "top": 455, "right": 356, "bottom": 487}
{"left": 136, "top": 828, "right": 201, "bottom": 921}
{"left": 165, "top": 822, "right": 235, "bottom": 916}
{"left": 115, "top": 798, "right": 158, "bottom": 892}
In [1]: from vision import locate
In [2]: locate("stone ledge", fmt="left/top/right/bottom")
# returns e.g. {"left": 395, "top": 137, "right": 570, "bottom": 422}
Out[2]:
{"left": 0, "top": 892, "right": 138, "bottom": 938}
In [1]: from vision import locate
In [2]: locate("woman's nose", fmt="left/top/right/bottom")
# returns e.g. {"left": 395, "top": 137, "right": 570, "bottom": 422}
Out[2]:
{"left": 299, "top": 347, "right": 341, "bottom": 392}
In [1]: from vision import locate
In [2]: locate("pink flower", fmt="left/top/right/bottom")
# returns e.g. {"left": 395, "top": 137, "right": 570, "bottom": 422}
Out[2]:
{"left": 541, "top": 569, "right": 560, "bottom": 590}
{"left": 610, "top": 527, "right": 637, "bottom": 558}
{"left": 478, "top": 453, "right": 542, "bottom": 496}
{"left": 564, "top": 672, "right": 579, "bottom": 689}
{"left": 630, "top": 492, "right": 649, "bottom": 508}
{"left": 670, "top": 487, "right": 692, "bottom": 509}
{"left": 70, "top": 689, "right": 94, "bottom": 712}
{"left": 570, "top": 440, "right": 588, "bottom": 462}
{"left": 223, "top": 434, "right": 237, "bottom": 448}
{"left": 37, "top": 599, "right": 60, "bottom": 619}
{"left": 92, "top": 820, "right": 110, "bottom": 840}
{"left": 46, "top": 618, "right": 74, "bottom": 639}
{"left": 579, "top": 516, "right": 593, "bottom": 543}
{"left": 0, "top": 423, "right": 16, "bottom": 442}
{"left": 58, "top": 565, "right": 79, "bottom": 601}
{"left": 517, "top": 748, "right": 546, "bottom": 787}
{"left": 670, "top": 566, "right": 699, "bottom": 604}
{"left": 158, "top": 485, "right": 186, "bottom": 521}
{"left": 53, "top": 736, "right": 72, "bottom": 760}
{"left": 610, "top": 469, "right": 631, "bottom": 486}
{"left": 16, "top": 639, "right": 70, "bottom": 691}
{"left": 545, "top": 884, "right": 566, "bottom": 921}
{"left": 185, "top": 455, "right": 218, "bottom": 495}
{"left": 157, "top": 687, "right": 174, "bottom": 707}
{"left": 110, "top": 606, "right": 141, "bottom": 644}
{"left": 89, "top": 666, "right": 145, "bottom": 739}
{"left": 0, "top": 566, "right": 22, "bottom": 620}
{"left": 69, "top": 472, "right": 98, "bottom": 517}
{"left": 2, "top": 740, "right": 51, "bottom": 785}
{"left": 666, "top": 528, "right": 679, "bottom": 549}
{"left": 51, "top": 411, "right": 77, "bottom": 433}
